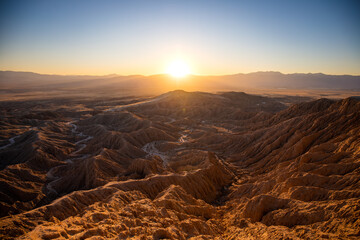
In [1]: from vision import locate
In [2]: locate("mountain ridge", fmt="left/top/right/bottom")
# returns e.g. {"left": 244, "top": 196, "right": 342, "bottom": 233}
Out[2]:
{"left": 1, "top": 70, "right": 359, "bottom": 92}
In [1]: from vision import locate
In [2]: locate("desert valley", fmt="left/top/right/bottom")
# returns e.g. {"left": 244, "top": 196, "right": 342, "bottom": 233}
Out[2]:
{"left": 0, "top": 71, "right": 359, "bottom": 239}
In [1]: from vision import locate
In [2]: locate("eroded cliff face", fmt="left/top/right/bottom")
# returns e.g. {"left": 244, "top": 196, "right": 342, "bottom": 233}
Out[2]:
{"left": 0, "top": 91, "right": 359, "bottom": 239}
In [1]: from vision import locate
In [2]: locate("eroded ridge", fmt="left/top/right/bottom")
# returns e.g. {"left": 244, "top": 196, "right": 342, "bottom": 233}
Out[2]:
{"left": 0, "top": 91, "right": 359, "bottom": 239}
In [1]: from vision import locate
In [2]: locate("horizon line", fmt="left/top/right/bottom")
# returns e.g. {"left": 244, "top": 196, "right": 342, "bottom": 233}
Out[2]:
{"left": 1, "top": 69, "right": 360, "bottom": 77}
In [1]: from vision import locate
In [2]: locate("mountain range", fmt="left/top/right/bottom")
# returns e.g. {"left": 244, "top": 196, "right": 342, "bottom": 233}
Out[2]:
{"left": 1, "top": 71, "right": 359, "bottom": 94}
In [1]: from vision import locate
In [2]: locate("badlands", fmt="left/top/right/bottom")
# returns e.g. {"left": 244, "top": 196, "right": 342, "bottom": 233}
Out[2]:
{"left": 0, "top": 90, "right": 359, "bottom": 239}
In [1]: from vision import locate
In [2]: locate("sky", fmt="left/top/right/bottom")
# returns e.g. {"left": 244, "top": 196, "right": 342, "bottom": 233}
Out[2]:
{"left": 0, "top": 0, "right": 359, "bottom": 75}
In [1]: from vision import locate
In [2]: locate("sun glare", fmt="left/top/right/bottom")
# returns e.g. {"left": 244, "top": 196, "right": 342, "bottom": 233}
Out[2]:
{"left": 166, "top": 60, "right": 190, "bottom": 78}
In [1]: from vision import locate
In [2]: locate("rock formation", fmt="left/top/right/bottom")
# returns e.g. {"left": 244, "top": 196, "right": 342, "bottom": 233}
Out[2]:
{"left": 0, "top": 90, "right": 359, "bottom": 239}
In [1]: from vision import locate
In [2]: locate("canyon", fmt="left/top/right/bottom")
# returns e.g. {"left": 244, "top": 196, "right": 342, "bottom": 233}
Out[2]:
{"left": 0, "top": 89, "right": 359, "bottom": 239}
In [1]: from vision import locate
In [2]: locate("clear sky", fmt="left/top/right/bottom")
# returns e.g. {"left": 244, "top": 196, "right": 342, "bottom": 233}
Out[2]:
{"left": 0, "top": 0, "right": 359, "bottom": 75}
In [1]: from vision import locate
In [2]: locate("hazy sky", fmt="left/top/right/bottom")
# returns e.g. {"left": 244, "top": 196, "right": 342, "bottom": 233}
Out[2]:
{"left": 0, "top": 0, "right": 359, "bottom": 75}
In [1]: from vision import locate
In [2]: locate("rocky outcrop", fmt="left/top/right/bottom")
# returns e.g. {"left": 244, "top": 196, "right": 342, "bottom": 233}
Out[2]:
{"left": 0, "top": 152, "right": 233, "bottom": 239}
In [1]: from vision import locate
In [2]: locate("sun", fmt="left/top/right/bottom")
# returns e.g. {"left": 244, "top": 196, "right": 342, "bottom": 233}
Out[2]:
{"left": 166, "top": 60, "right": 190, "bottom": 78}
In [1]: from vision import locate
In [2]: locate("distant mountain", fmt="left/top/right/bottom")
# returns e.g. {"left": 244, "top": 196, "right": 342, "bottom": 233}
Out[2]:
{"left": 1, "top": 71, "right": 359, "bottom": 93}
{"left": 0, "top": 71, "right": 122, "bottom": 88}
{"left": 219, "top": 71, "right": 360, "bottom": 89}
